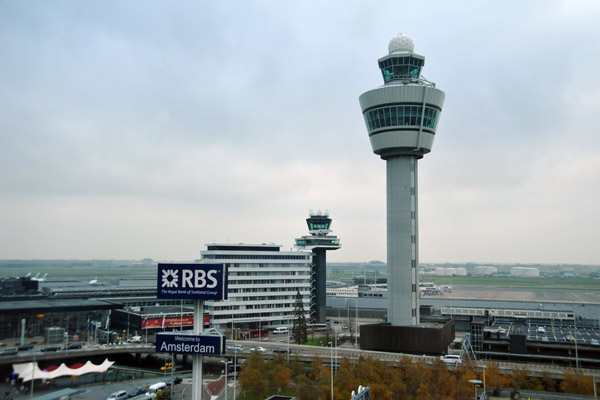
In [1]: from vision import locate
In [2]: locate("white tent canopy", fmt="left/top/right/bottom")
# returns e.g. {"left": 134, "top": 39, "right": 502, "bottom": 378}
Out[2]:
{"left": 13, "top": 359, "right": 114, "bottom": 382}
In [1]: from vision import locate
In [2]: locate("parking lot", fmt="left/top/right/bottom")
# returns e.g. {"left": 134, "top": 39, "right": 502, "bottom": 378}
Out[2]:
{"left": 490, "top": 323, "right": 600, "bottom": 346}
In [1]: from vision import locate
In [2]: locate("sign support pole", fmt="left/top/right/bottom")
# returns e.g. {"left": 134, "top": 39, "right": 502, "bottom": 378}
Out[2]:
{"left": 192, "top": 300, "right": 204, "bottom": 400}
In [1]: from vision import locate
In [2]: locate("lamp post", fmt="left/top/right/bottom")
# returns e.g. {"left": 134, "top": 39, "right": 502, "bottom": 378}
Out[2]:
{"left": 221, "top": 360, "right": 232, "bottom": 400}
{"left": 233, "top": 348, "right": 238, "bottom": 400}
{"left": 328, "top": 342, "right": 334, "bottom": 400}
{"left": 468, "top": 379, "right": 482, "bottom": 400}
{"left": 482, "top": 364, "right": 486, "bottom": 397}
{"left": 355, "top": 298, "right": 358, "bottom": 349}
{"left": 287, "top": 328, "right": 290, "bottom": 364}
{"left": 30, "top": 352, "right": 35, "bottom": 399}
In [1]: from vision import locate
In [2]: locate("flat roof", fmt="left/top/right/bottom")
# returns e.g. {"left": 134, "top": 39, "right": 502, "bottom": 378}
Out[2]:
{"left": 0, "top": 298, "right": 121, "bottom": 315}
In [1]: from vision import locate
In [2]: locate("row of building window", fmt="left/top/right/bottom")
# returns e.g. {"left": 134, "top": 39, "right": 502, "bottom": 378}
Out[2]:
{"left": 203, "top": 254, "right": 309, "bottom": 260}
{"left": 230, "top": 271, "right": 308, "bottom": 277}
{"left": 230, "top": 279, "right": 309, "bottom": 285}
{"left": 364, "top": 105, "right": 439, "bottom": 132}
{"left": 226, "top": 286, "right": 309, "bottom": 294}
{"left": 295, "top": 239, "right": 340, "bottom": 246}
{"left": 379, "top": 56, "right": 424, "bottom": 69}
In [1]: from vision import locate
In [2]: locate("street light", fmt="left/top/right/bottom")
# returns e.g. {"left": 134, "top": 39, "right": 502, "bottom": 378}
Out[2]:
{"left": 233, "top": 348, "right": 238, "bottom": 400}
{"left": 355, "top": 298, "right": 358, "bottom": 349}
{"left": 328, "top": 342, "right": 334, "bottom": 400}
{"left": 220, "top": 360, "right": 232, "bottom": 400}
{"left": 30, "top": 352, "right": 35, "bottom": 399}
{"left": 468, "top": 379, "right": 482, "bottom": 400}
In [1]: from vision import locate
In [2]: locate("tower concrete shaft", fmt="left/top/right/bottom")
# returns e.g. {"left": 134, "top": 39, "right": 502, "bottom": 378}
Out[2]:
{"left": 359, "top": 34, "right": 445, "bottom": 327}
{"left": 295, "top": 211, "right": 341, "bottom": 324}
{"left": 387, "top": 156, "right": 419, "bottom": 325}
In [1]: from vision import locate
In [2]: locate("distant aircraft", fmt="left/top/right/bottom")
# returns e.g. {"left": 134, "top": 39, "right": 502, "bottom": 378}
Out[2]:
{"left": 88, "top": 276, "right": 102, "bottom": 286}
{"left": 32, "top": 273, "right": 47, "bottom": 282}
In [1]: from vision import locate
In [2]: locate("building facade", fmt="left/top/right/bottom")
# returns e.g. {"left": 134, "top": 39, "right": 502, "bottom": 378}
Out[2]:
{"left": 200, "top": 243, "right": 312, "bottom": 334}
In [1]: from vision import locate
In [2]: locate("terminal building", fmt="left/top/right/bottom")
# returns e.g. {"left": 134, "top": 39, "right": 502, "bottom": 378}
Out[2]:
{"left": 200, "top": 243, "right": 312, "bottom": 335}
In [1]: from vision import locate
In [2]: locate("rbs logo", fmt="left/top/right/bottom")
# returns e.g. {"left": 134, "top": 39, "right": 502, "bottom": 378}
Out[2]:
{"left": 158, "top": 263, "right": 228, "bottom": 301}
{"left": 161, "top": 268, "right": 219, "bottom": 289}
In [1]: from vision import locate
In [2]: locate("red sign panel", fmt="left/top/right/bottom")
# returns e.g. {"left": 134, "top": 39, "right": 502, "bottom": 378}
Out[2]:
{"left": 142, "top": 315, "right": 209, "bottom": 329}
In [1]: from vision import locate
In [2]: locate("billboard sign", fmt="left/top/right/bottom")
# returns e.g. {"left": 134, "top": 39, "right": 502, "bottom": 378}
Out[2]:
{"left": 141, "top": 315, "right": 210, "bottom": 329}
{"left": 155, "top": 332, "right": 225, "bottom": 355}
{"left": 157, "top": 263, "right": 228, "bottom": 301}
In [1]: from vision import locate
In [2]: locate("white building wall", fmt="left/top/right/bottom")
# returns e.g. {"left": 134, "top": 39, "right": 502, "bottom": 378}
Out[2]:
{"left": 510, "top": 267, "right": 540, "bottom": 277}
{"left": 200, "top": 244, "right": 312, "bottom": 333}
{"left": 475, "top": 266, "right": 497, "bottom": 275}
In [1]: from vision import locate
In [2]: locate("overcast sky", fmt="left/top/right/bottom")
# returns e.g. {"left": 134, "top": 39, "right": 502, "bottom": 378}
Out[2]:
{"left": 1, "top": 1, "right": 599, "bottom": 265}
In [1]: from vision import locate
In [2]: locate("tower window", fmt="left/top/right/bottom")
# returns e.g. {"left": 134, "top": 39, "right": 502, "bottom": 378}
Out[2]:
{"left": 363, "top": 106, "right": 439, "bottom": 132}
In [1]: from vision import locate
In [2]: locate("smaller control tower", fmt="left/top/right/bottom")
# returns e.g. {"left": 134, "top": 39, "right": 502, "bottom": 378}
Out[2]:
{"left": 295, "top": 211, "right": 341, "bottom": 323}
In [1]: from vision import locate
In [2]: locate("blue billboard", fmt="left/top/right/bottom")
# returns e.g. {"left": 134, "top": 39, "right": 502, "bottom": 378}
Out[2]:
{"left": 157, "top": 263, "right": 228, "bottom": 301}
{"left": 155, "top": 332, "right": 225, "bottom": 355}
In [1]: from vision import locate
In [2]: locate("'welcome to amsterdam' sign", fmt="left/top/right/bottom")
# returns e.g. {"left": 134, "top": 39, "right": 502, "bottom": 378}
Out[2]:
{"left": 157, "top": 263, "right": 228, "bottom": 301}
{"left": 155, "top": 332, "right": 225, "bottom": 355}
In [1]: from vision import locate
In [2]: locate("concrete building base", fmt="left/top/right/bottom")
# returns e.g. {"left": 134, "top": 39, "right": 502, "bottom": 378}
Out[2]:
{"left": 360, "top": 318, "right": 455, "bottom": 355}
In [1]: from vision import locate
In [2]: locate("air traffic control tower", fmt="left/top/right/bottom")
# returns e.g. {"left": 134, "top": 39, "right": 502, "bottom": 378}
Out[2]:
{"left": 295, "top": 211, "right": 341, "bottom": 323}
{"left": 358, "top": 34, "right": 454, "bottom": 354}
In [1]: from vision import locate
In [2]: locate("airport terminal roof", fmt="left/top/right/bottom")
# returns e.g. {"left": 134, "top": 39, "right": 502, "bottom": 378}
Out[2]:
{"left": 0, "top": 298, "right": 121, "bottom": 315}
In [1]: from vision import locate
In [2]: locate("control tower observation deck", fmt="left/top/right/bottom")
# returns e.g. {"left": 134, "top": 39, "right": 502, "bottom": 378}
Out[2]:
{"left": 359, "top": 34, "right": 445, "bottom": 327}
{"left": 295, "top": 211, "right": 341, "bottom": 323}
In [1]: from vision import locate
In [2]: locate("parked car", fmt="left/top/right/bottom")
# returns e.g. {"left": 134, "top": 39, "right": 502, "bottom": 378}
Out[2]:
{"left": 166, "top": 376, "right": 183, "bottom": 385}
{"left": 146, "top": 382, "right": 167, "bottom": 396}
{"left": 249, "top": 347, "right": 267, "bottom": 353}
{"left": 537, "top": 326, "right": 546, "bottom": 334}
{"left": 440, "top": 355, "right": 462, "bottom": 365}
{"left": 106, "top": 390, "right": 128, "bottom": 400}
{"left": 227, "top": 344, "right": 244, "bottom": 352}
{"left": 126, "top": 386, "right": 145, "bottom": 398}
{"left": 0, "top": 347, "right": 18, "bottom": 356}
{"left": 40, "top": 345, "right": 60, "bottom": 352}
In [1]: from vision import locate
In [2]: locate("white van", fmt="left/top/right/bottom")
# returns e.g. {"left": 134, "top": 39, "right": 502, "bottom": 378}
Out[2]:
{"left": 273, "top": 327, "right": 289, "bottom": 334}
{"left": 146, "top": 382, "right": 167, "bottom": 396}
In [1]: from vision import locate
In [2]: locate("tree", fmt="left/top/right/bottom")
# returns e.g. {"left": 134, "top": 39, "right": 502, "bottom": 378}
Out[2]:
{"left": 296, "top": 373, "right": 320, "bottom": 400}
{"left": 560, "top": 371, "right": 594, "bottom": 395}
{"left": 238, "top": 351, "right": 268, "bottom": 399}
{"left": 334, "top": 358, "right": 358, "bottom": 398}
{"left": 268, "top": 353, "right": 293, "bottom": 392}
{"left": 292, "top": 290, "right": 308, "bottom": 344}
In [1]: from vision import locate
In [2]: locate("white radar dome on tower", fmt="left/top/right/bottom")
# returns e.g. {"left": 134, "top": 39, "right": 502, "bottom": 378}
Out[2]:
{"left": 388, "top": 33, "right": 414, "bottom": 54}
